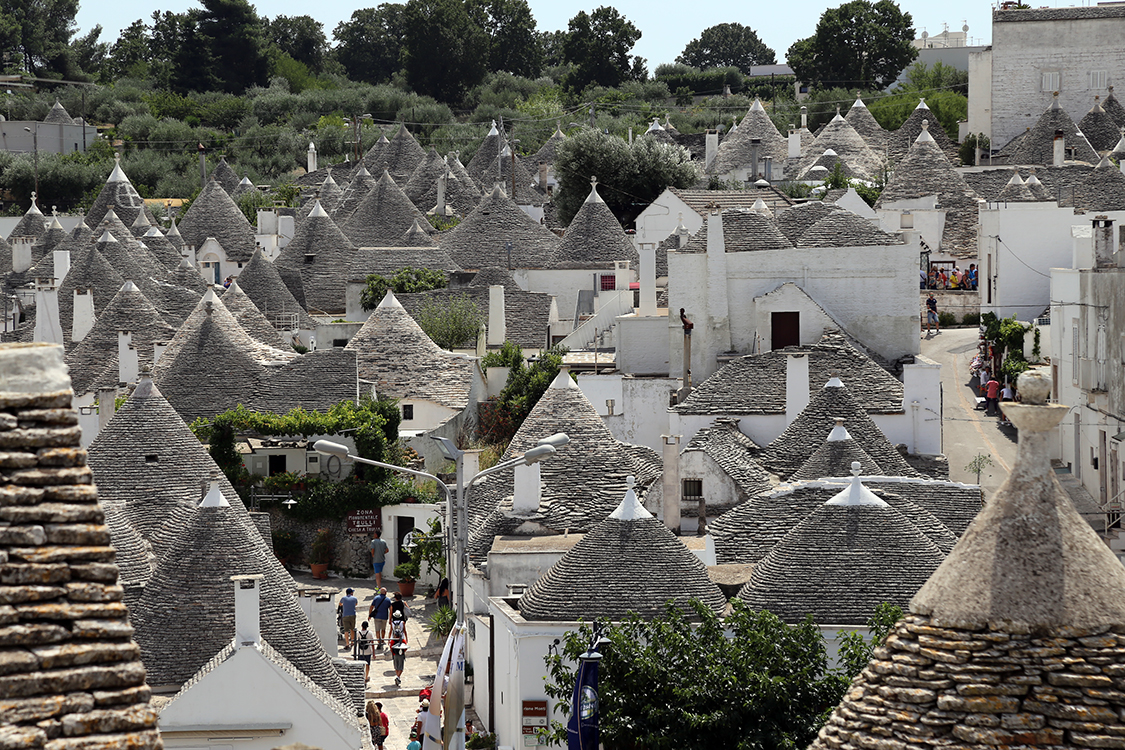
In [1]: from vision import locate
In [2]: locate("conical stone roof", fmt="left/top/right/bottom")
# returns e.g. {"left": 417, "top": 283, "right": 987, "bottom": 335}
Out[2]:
{"left": 809, "top": 371, "right": 1125, "bottom": 750}
{"left": 341, "top": 169, "right": 431, "bottom": 246}
{"left": 774, "top": 201, "right": 846, "bottom": 244}
{"left": 210, "top": 156, "right": 240, "bottom": 195}
{"left": 1103, "top": 87, "right": 1125, "bottom": 128}
{"left": 399, "top": 217, "right": 437, "bottom": 247}
{"left": 682, "top": 209, "right": 793, "bottom": 252}
{"left": 56, "top": 240, "right": 125, "bottom": 346}
{"left": 141, "top": 226, "right": 184, "bottom": 270}
{"left": 43, "top": 99, "right": 75, "bottom": 125}
{"left": 1024, "top": 168, "right": 1054, "bottom": 201}
{"left": 330, "top": 164, "right": 378, "bottom": 225}
{"left": 164, "top": 218, "right": 184, "bottom": 252}
{"left": 527, "top": 125, "right": 566, "bottom": 167}
{"left": 415, "top": 159, "right": 482, "bottom": 216}
{"left": 878, "top": 124, "right": 981, "bottom": 255}
{"left": 797, "top": 113, "right": 883, "bottom": 180}
{"left": 9, "top": 199, "right": 46, "bottom": 239}
{"left": 65, "top": 281, "right": 178, "bottom": 394}
{"left": 1070, "top": 154, "right": 1125, "bottom": 211}
{"left": 887, "top": 100, "right": 959, "bottom": 163}
{"left": 791, "top": 421, "right": 881, "bottom": 480}
{"left": 478, "top": 147, "right": 546, "bottom": 206}
{"left": 30, "top": 213, "right": 69, "bottom": 263}
{"left": 230, "top": 175, "right": 258, "bottom": 201}
{"left": 518, "top": 479, "right": 726, "bottom": 621}
{"left": 845, "top": 97, "right": 888, "bottom": 150}
{"left": 403, "top": 147, "right": 446, "bottom": 205}
{"left": 799, "top": 149, "right": 860, "bottom": 181}
{"left": 220, "top": 279, "right": 288, "bottom": 347}
{"left": 737, "top": 470, "right": 946, "bottom": 625}
{"left": 299, "top": 170, "right": 344, "bottom": 219}
{"left": 372, "top": 125, "right": 426, "bottom": 183}
{"left": 275, "top": 200, "right": 355, "bottom": 314}
{"left": 361, "top": 133, "right": 389, "bottom": 173}
{"left": 757, "top": 377, "right": 919, "bottom": 479}
{"left": 130, "top": 208, "right": 152, "bottom": 238}
{"left": 466, "top": 121, "right": 508, "bottom": 186}
{"left": 1078, "top": 98, "right": 1121, "bottom": 152}
{"left": 797, "top": 211, "right": 902, "bottom": 247}
{"left": 552, "top": 180, "right": 637, "bottom": 266}
{"left": 86, "top": 156, "right": 156, "bottom": 229}
{"left": 235, "top": 249, "right": 315, "bottom": 329}
{"left": 1008, "top": 95, "right": 1099, "bottom": 165}
{"left": 133, "top": 479, "right": 350, "bottom": 704}
{"left": 344, "top": 292, "right": 474, "bottom": 410}
{"left": 177, "top": 178, "right": 257, "bottom": 262}
{"left": 440, "top": 185, "right": 560, "bottom": 270}
{"left": 709, "top": 99, "right": 787, "bottom": 176}
{"left": 996, "top": 170, "right": 1037, "bottom": 202}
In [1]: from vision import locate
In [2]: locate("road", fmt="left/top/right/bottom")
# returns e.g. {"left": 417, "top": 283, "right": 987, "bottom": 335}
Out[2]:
{"left": 920, "top": 326, "right": 1018, "bottom": 499}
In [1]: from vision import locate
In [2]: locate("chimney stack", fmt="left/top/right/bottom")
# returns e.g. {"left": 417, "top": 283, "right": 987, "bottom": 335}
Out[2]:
{"left": 52, "top": 248, "right": 70, "bottom": 285}
{"left": 118, "top": 330, "right": 139, "bottom": 384}
{"left": 307, "top": 142, "right": 317, "bottom": 174}
{"left": 487, "top": 284, "right": 506, "bottom": 346}
{"left": 11, "top": 237, "right": 32, "bottom": 274}
{"left": 1053, "top": 129, "right": 1066, "bottom": 167}
{"left": 704, "top": 131, "right": 718, "bottom": 171}
{"left": 32, "top": 281, "right": 62, "bottom": 344}
{"left": 637, "top": 243, "right": 658, "bottom": 316}
{"left": 231, "top": 574, "right": 263, "bottom": 648}
{"left": 749, "top": 138, "right": 761, "bottom": 181}
{"left": 538, "top": 162, "right": 548, "bottom": 191}
{"left": 788, "top": 129, "right": 802, "bottom": 159}
{"left": 785, "top": 353, "right": 810, "bottom": 425}
{"left": 434, "top": 169, "right": 447, "bottom": 216}
{"left": 1093, "top": 216, "right": 1117, "bottom": 266}
{"left": 801, "top": 106, "right": 808, "bottom": 129}
{"left": 662, "top": 435, "right": 681, "bottom": 533}
{"left": 512, "top": 460, "right": 541, "bottom": 515}
{"left": 71, "top": 287, "right": 95, "bottom": 342}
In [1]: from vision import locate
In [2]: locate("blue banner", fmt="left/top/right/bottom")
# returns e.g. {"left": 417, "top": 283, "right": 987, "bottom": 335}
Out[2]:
{"left": 567, "top": 655, "right": 600, "bottom": 750}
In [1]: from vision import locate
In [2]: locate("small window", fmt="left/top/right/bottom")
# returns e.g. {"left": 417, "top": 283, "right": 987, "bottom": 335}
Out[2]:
{"left": 1041, "top": 71, "right": 1060, "bottom": 92}
{"left": 683, "top": 479, "right": 703, "bottom": 499}
{"left": 1089, "top": 70, "right": 1107, "bottom": 89}
{"left": 600, "top": 275, "right": 616, "bottom": 292}
{"left": 402, "top": 404, "right": 414, "bottom": 421}
{"left": 332, "top": 338, "right": 348, "bottom": 347}
{"left": 144, "top": 455, "right": 158, "bottom": 463}
{"left": 308, "top": 455, "right": 318, "bottom": 463}
{"left": 900, "top": 212, "right": 914, "bottom": 229}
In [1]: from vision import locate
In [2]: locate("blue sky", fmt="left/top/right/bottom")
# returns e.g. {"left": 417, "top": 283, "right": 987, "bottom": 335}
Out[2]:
{"left": 76, "top": 0, "right": 996, "bottom": 72}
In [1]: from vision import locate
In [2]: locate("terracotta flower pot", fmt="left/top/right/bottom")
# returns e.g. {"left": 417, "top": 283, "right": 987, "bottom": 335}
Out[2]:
{"left": 311, "top": 562, "right": 329, "bottom": 579}
{"left": 398, "top": 580, "right": 416, "bottom": 597}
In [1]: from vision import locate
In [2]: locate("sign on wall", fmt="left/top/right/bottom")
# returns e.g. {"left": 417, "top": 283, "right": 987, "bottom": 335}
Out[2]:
{"left": 346, "top": 509, "right": 381, "bottom": 534}
{"left": 522, "top": 700, "right": 548, "bottom": 747}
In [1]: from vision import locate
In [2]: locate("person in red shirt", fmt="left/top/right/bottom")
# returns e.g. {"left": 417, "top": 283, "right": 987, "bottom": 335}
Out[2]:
{"left": 986, "top": 377, "right": 1000, "bottom": 416}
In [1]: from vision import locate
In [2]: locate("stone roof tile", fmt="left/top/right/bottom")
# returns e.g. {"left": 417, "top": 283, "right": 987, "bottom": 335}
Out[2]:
{"left": 341, "top": 170, "right": 432, "bottom": 246}
{"left": 177, "top": 179, "right": 257, "bottom": 262}
{"left": 275, "top": 201, "right": 356, "bottom": 314}
{"left": 440, "top": 186, "right": 560, "bottom": 270}
{"left": 235, "top": 249, "right": 316, "bottom": 330}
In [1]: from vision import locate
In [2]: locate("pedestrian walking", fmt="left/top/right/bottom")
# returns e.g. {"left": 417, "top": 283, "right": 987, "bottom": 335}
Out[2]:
{"left": 925, "top": 293, "right": 940, "bottom": 334}
{"left": 339, "top": 587, "right": 358, "bottom": 649}
{"left": 435, "top": 576, "right": 451, "bottom": 610}
{"left": 391, "top": 591, "right": 411, "bottom": 621}
{"left": 986, "top": 376, "right": 1001, "bottom": 415}
{"left": 368, "top": 587, "right": 392, "bottom": 650}
{"left": 366, "top": 700, "right": 389, "bottom": 749}
{"left": 370, "top": 531, "right": 391, "bottom": 588}
{"left": 389, "top": 610, "right": 408, "bottom": 686}
{"left": 357, "top": 621, "right": 375, "bottom": 681}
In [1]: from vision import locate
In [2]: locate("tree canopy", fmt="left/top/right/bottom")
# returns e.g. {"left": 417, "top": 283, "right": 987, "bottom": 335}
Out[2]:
{"left": 786, "top": 0, "right": 917, "bottom": 90}
{"left": 677, "top": 23, "right": 776, "bottom": 73}
{"left": 332, "top": 4, "right": 406, "bottom": 85}
{"left": 467, "top": 0, "right": 542, "bottom": 78}
{"left": 265, "top": 15, "right": 328, "bottom": 73}
{"left": 561, "top": 6, "right": 645, "bottom": 92}
{"left": 402, "top": 0, "right": 490, "bottom": 102}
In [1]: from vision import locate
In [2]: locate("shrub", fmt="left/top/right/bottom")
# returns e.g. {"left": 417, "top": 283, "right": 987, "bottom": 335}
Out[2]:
{"left": 308, "top": 527, "right": 333, "bottom": 564}
{"left": 938, "top": 311, "right": 957, "bottom": 328}
{"left": 272, "top": 529, "right": 301, "bottom": 560}
{"left": 426, "top": 605, "right": 456, "bottom": 637}
{"left": 962, "top": 312, "right": 981, "bottom": 327}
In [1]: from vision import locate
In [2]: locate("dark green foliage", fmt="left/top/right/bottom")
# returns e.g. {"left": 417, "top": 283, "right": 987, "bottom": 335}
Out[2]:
{"left": 271, "top": 528, "right": 301, "bottom": 560}
{"left": 197, "top": 0, "right": 270, "bottom": 94}
{"left": 787, "top": 0, "right": 917, "bottom": 90}
{"left": 331, "top": 5, "right": 405, "bottom": 85}
{"left": 416, "top": 293, "right": 483, "bottom": 350}
{"left": 962, "top": 313, "right": 981, "bottom": 327}
{"left": 0, "top": 0, "right": 86, "bottom": 79}
{"left": 467, "top": 0, "right": 542, "bottom": 78}
{"left": 938, "top": 311, "right": 957, "bottom": 329}
{"left": 654, "top": 63, "right": 744, "bottom": 96}
{"left": 553, "top": 128, "right": 699, "bottom": 227}
{"left": 401, "top": 0, "right": 489, "bottom": 103}
{"left": 360, "top": 267, "right": 448, "bottom": 311}
{"left": 264, "top": 15, "right": 328, "bottom": 72}
{"left": 561, "top": 6, "right": 645, "bottom": 92}
{"left": 835, "top": 603, "right": 903, "bottom": 680}
{"left": 677, "top": 23, "right": 776, "bottom": 72}
{"left": 959, "top": 133, "right": 991, "bottom": 166}
{"left": 426, "top": 605, "right": 456, "bottom": 638}
{"left": 541, "top": 600, "right": 851, "bottom": 750}
{"left": 478, "top": 343, "right": 567, "bottom": 443}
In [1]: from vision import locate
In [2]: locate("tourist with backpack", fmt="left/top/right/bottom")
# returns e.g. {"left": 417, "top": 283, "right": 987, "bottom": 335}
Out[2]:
{"left": 356, "top": 620, "right": 374, "bottom": 681}
{"left": 388, "top": 610, "right": 408, "bottom": 686}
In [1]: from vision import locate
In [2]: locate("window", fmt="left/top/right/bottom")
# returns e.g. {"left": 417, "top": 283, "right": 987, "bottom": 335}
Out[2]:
{"left": 600, "top": 274, "right": 616, "bottom": 292}
{"left": 683, "top": 479, "right": 703, "bottom": 499}
{"left": 402, "top": 404, "right": 414, "bottom": 421}
{"left": 1041, "top": 71, "right": 1060, "bottom": 92}
{"left": 1089, "top": 70, "right": 1107, "bottom": 89}
{"left": 268, "top": 454, "right": 286, "bottom": 476}
{"left": 144, "top": 455, "right": 158, "bottom": 463}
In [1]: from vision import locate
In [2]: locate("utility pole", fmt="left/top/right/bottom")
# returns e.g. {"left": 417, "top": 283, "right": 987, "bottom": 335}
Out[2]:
{"left": 22, "top": 127, "right": 37, "bottom": 199}
{"left": 198, "top": 143, "right": 206, "bottom": 188}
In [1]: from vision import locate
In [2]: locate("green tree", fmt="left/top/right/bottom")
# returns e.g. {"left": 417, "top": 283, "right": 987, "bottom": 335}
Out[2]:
{"left": 467, "top": 0, "right": 542, "bottom": 78}
{"left": 786, "top": 0, "right": 917, "bottom": 90}
{"left": 265, "top": 14, "right": 327, "bottom": 72}
{"left": 561, "top": 6, "right": 645, "bottom": 92}
{"left": 197, "top": 0, "right": 270, "bottom": 93}
{"left": 401, "top": 0, "right": 489, "bottom": 102}
{"left": 835, "top": 602, "right": 903, "bottom": 680}
{"left": 896, "top": 59, "right": 967, "bottom": 94}
{"left": 478, "top": 342, "right": 567, "bottom": 442}
{"left": 71, "top": 24, "right": 106, "bottom": 78}
{"left": 360, "top": 267, "right": 448, "bottom": 311}
{"left": 331, "top": 4, "right": 405, "bottom": 85}
{"left": 417, "top": 293, "right": 483, "bottom": 350}
{"left": 553, "top": 128, "right": 700, "bottom": 226}
{"left": 105, "top": 19, "right": 150, "bottom": 79}
{"left": 542, "top": 600, "right": 848, "bottom": 750}
{"left": 677, "top": 22, "right": 776, "bottom": 73}
{"left": 0, "top": 0, "right": 84, "bottom": 78}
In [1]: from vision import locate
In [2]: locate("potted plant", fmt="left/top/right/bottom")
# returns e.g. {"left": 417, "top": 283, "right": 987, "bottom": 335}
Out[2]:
{"left": 308, "top": 527, "right": 332, "bottom": 579}
{"left": 271, "top": 529, "right": 301, "bottom": 568}
{"left": 394, "top": 559, "right": 419, "bottom": 597}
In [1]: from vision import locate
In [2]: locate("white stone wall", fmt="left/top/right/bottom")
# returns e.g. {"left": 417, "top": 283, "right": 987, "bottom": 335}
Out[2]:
{"left": 967, "top": 48, "right": 993, "bottom": 142}
{"left": 990, "top": 14, "right": 1125, "bottom": 150}
{"left": 614, "top": 313, "right": 670, "bottom": 375}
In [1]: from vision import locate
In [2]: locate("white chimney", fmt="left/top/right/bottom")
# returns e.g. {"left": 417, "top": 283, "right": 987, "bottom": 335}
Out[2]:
{"left": 33, "top": 282, "right": 62, "bottom": 344}
{"left": 97, "top": 387, "right": 117, "bottom": 432}
{"left": 153, "top": 341, "right": 168, "bottom": 365}
{"left": 661, "top": 435, "right": 681, "bottom": 533}
{"left": 52, "top": 248, "right": 70, "bottom": 285}
{"left": 11, "top": 238, "right": 33, "bottom": 273}
{"left": 118, "top": 330, "right": 139, "bottom": 384}
{"left": 1053, "top": 130, "right": 1066, "bottom": 167}
{"left": 704, "top": 131, "right": 718, "bottom": 171}
{"left": 71, "top": 288, "right": 95, "bottom": 342}
{"left": 512, "top": 460, "right": 541, "bottom": 515}
{"left": 307, "top": 142, "right": 317, "bottom": 173}
{"left": 462, "top": 448, "right": 482, "bottom": 483}
{"left": 638, "top": 243, "right": 657, "bottom": 316}
{"left": 801, "top": 106, "right": 808, "bottom": 129}
{"left": 487, "top": 284, "right": 506, "bottom": 346}
{"left": 785, "top": 353, "right": 810, "bottom": 425}
{"left": 434, "top": 171, "right": 447, "bottom": 216}
{"left": 1093, "top": 217, "right": 1117, "bottom": 266}
{"left": 788, "top": 130, "right": 801, "bottom": 159}
{"left": 613, "top": 260, "right": 630, "bottom": 293}
{"left": 231, "top": 574, "right": 263, "bottom": 647}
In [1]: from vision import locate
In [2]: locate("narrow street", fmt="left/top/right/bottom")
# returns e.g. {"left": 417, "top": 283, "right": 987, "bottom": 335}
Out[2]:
{"left": 920, "top": 326, "right": 1018, "bottom": 499}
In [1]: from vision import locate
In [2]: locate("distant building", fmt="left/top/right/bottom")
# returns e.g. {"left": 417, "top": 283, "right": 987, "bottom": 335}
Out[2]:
{"left": 0, "top": 99, "right": 98, "bottom": 155}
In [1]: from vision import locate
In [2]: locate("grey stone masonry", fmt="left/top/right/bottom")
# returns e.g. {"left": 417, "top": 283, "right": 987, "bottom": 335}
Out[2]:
{"left": 0, "top": 342, "right": 162, "bottom": 750}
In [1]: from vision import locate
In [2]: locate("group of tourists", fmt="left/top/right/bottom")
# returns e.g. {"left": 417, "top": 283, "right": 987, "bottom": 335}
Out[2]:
{"left": 923, "top": 263, "right": 977, "bottom": 291}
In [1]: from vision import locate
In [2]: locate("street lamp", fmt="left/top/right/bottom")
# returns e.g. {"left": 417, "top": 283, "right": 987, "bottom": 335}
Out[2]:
{"left": 23, "top": 126, "right": 37, "bottom": 200}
